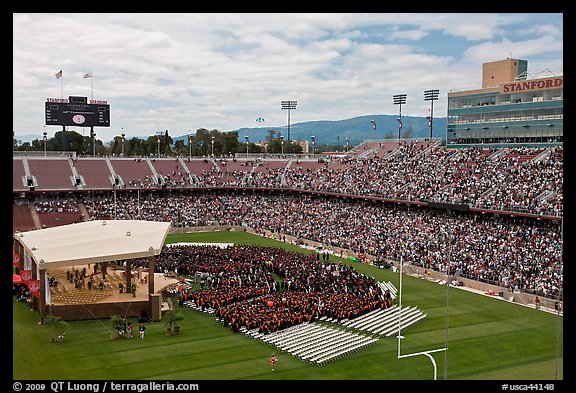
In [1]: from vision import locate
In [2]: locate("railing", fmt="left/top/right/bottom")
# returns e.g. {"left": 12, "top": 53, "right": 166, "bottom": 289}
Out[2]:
{"left": 13, "top": 151, "right": 77, "bottom": 159}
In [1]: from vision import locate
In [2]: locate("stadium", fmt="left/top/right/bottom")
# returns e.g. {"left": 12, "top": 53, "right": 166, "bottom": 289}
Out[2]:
{"left": 12, "top": 58, "right": 564, "bottom": 383}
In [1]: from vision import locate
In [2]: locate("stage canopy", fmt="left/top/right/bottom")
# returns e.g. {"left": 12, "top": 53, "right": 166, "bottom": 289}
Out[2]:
{"left": 14, "top": 220, "right": 171, "bottom": 270}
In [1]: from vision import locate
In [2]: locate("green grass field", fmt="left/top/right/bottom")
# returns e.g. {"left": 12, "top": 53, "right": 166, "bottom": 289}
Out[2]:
{"left": 13, "top": 231, "right": 563, "bottom": 381}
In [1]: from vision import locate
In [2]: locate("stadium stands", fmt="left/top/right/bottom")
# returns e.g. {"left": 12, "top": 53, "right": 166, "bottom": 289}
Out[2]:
{"left": 13, "top": 203, "right": 37, "bottom": 232}
{"left": 109, "top": 158, "right": 158, "bottom": 189}
{"left": 73, "top": 158, "right": 113, "bottom": 189}
{"left": 27, "top": 158, "right": 75, "bottom": 190}
{"left": 13, "top": 158, "right": 27, "bottom": 191}
{"left": 13, "top": 144, "right": 563, "bottom": 217}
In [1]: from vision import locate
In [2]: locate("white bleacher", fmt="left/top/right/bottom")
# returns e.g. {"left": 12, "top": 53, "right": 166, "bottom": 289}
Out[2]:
{"left": 378, "top": 281, "right": 397, "bottom": 299}
{"left": 341, "top": 307, "right": 383, "bottom": 328}
{"left": 244, "top": 321, "right": 380, "bottom": 366}
{"left": 372, "top": 307, "right": 418, "bottom": 336}
{"left": 311, "top": 336, "right": 379, "bottom": 366}
{"left": 384, "top": 310, "right": 427, "bottom": 338}
{"left": 357, "top": 307, "right": 403, "bottom": 333}
{"left": 339, "top": 304, "right": 427, "bottom": 338}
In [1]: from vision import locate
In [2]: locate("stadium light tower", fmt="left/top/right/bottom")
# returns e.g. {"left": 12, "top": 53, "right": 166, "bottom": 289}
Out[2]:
{"left": 121, "top": 129, "right": 125, "bottom": 157}
{"left": 43, "top": 129, "right": 47, "bottom": 157}
{"left": 245, "top": 132, "right": 249, "bottom": 157}
{"left": 156, "top": 133, "right": 161, "bottom": 157}
{"left": 188, "top": 133, "right": 193, "bottom": 159}
{"left": 92, "top": 131, "right": 96, "bottom": 157}
{"left": 281, "top": 100, "right": 297, "bottom": 141}
{"left": 424, "top": 89, "right": 439, "bottom": 139}
{"left": 311, "top": 134, "right": 315, "bottom": 155}
{"left": 393, "top": 94, "right": 407, "bottom": 140}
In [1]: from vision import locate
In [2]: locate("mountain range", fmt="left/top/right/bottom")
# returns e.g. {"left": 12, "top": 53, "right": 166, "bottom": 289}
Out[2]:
{"left": 232, "top": 114, "right": 447, "bottom": 145}
{"left": 17, "top": 114, "right": 447, "bottom": 146}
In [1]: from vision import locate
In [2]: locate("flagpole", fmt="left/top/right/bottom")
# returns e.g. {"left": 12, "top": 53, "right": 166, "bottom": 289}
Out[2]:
{"left": 60, "top": 73, "right": 63, "bottom": 99}
{"left": 91, "top": 70, "right": 93, "bottom": 100}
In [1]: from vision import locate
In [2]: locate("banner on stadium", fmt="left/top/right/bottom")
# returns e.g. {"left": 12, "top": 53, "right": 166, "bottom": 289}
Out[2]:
{"left": 13, "top": 253, "right": 20, "bottom": 268}
{"left": 20, "top": 270, "right": 32, "bottom": 285}
{"left": 28, "top": 280, "right": 40, "bottom": 299}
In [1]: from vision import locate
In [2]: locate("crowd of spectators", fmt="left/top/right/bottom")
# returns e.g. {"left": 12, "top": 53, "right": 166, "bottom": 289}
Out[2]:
{"left": 34, "top": 199, "right": 80, "bottom": 214}
{"left": 81, "top": 191, "right": 562, "bottom": 299}
{"left": 172, "top": 142, "right": 562, "bottom": 217}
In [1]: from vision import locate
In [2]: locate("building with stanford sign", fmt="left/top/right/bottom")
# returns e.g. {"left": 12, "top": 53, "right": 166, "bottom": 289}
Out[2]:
{"left": 447, "top": 58, "right": 563, "bottom": 148}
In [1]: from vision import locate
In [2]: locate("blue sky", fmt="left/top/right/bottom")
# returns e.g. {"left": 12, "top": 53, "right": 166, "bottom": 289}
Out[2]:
{"left": 13, "top": 13, "right": 563, "bottom": 142}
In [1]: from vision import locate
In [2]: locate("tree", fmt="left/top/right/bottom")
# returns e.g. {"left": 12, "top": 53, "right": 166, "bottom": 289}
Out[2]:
{"left": 221, "top": 131, "right": 239, "bottom": 156}
{"left": 109, "top": 315, "right": 127, "bottom": 340}
{"left": 163, "top": 309, "right": 184, "bottom": 336}
{"left": 45, "top": 314, "right": 69, "bottom": 343}
{"left": 162, "top": 130, "right": 173, "bottom": 156}
{"left": 267, "top": 139, "right": 282, "bottom": 154}
{"left": 265, "top": 129, "right": 276, "bottom": 142}
{"left": 173, "top": 139, "right": 186, "bottom": 156}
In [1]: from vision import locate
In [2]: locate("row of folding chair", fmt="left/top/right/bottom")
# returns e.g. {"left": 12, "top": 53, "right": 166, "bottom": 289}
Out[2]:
{"left": 354, "top": 306, "right": 405, "bottom": 333}
{"left": 372, "top": 307, "right": 418, "bottom": 336}
{"left": 308, "top": 335, "right": 379, "bottom": 366}
{"left": 384, "top": 310, "right": 427, "bottom": 338}
{"left": 343, "top": 306, "right": 397, "bottom": 330}
{"left": 280, "top": 326, "right": 348, "bottom": 356}
{"left": 261, "top": 323, "right": 318, "bottom": 347}
{"left": 182, "top": 299, "right": 215, "bottom": 314}
{"left": 378, "top": 281, "right": 397, "bottom": 299}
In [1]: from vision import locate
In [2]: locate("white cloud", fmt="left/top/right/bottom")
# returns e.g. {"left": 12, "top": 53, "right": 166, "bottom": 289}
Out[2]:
{"left": 13, "top": 13, "right": 563, "bottom": 142}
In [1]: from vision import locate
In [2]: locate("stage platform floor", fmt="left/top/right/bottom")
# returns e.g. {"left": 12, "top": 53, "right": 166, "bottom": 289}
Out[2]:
{"left": 46, "top": 265, "right": 180, "bottom": 305}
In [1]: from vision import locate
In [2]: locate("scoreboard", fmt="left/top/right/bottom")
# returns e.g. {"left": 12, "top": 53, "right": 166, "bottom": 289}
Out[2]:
{"left": 45, "top": 96, "right": 110, "bottom": 127}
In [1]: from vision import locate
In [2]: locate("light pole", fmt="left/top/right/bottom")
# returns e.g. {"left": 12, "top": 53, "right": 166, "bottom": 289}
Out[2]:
{"left": 43, "top": 130, "right": 47, "bottom": 157}
{"left": 393, "top": 94, "right": 407, "bottom": 140}
{"left": 443, "top": 230, "right": 454, "bottom": 380}
{"left": 156, "top": 134, "right": 161, "bottom": 157}
{"left": 555, "top": 217, "right": 563, "bottom": 379}
{"left": 280, "top": 133, "right": 284, "bottom": 155}
{"left": 281, "top": 100, "right": 297, "bottom": 141}
{"left": 424, "top": 89, "right": 439, "bottom": 139}
{"left": 245, "top": 133, "right": 249, "bottom": 157}
{"left": 188, "top": 133, "right": 192, "bottom": 159}
{"left": 92, "top": 131, "right": 96, "bottom": 157}
{"left": 121, "top": 130, "right": 125, "bottom": 157}
{"left": 345, "top": 137, "right": 349, "bottom": 152}
{"left": 211, "top": 133, "right": 215, "bottom": 157}
{"left": 311, "top": 134, "right": 315, "bottom": 155}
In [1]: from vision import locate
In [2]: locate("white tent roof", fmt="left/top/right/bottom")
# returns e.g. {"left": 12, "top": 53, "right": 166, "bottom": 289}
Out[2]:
{"left": 14, "top": 220, "right": 171, "bottom": 270}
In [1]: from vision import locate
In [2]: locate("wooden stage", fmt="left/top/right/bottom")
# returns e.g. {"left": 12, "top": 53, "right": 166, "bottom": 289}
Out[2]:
{"left": 45, "top": 265, "right": 180, "bottom": 321}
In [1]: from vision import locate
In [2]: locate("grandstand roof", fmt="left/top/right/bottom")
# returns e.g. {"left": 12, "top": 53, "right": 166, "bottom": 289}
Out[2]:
{"left": 14, "top": 220, "right": 171, "bottom": 270}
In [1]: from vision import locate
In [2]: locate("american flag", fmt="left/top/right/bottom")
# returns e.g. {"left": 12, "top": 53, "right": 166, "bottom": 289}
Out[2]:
{"left": 83, "top": 72, "right": 92, "bottom": 79}
{"left": 55, "top": 70, "right": 62, "bottom": 79}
